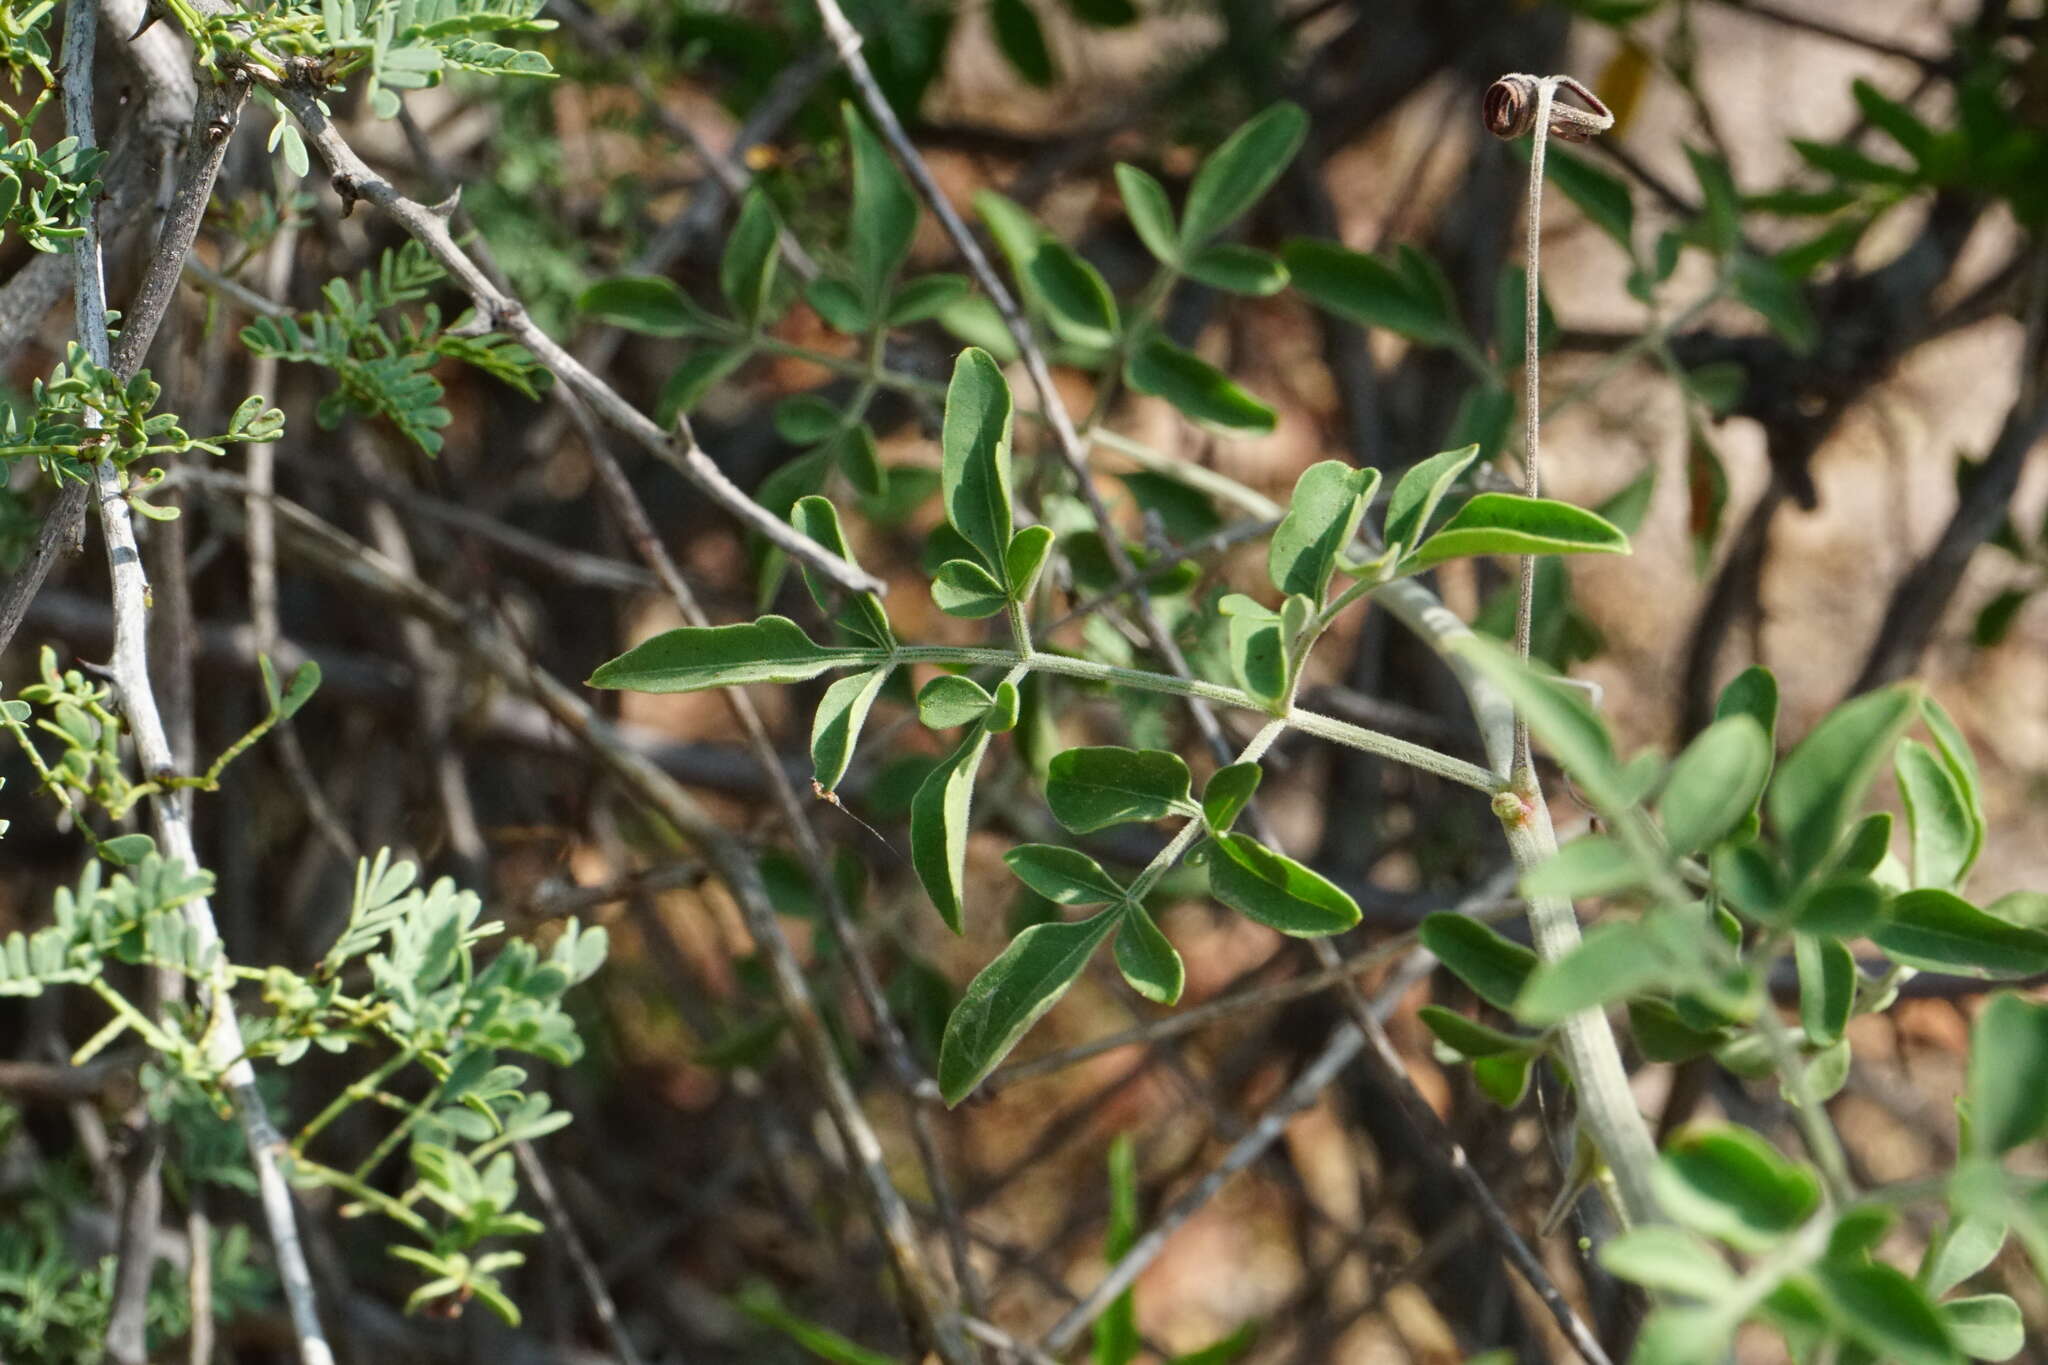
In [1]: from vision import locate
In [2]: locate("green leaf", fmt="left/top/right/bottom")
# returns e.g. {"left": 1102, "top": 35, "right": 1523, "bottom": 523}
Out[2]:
{"left": 1659, "top": 716, "right": 1772, "bottom": 854}
{"left": 1115, "top": 163, "right": 1179, "bottom": 266}
{"left": 1064, "top": 0, "right": 1137, "bottom": 23}
{"left": 1045, "top": 747, "right": 1194, "bottom": 832}
{"left": 1598, "top": 1226, "right": 1738, "bottom": 1298}
{"left": 939, "top": 908, "right": 1118, "bottom": 1102}
{"left": 775, "top": 395, "right": 841, "bottom": 445}
{"left": 1788, "top": 876, "right": 1885, "bottom": 937}
{"left": 990, "top": 0, "right": 1055, "bottom": 84}
{"left": 1655, "top": 1124, "right": 1822, "bottom": 1252}
{"left": 1382, "top": 444, "right": 1481, "bottom": 553}
{"left": 1975, "top": 586, "right": 2030, "bottom": 647}
{"left": 1406, "top": 493, "right": 1630, "bottom": 570}
{"left": 1418, "top": 912, "right": 1539, "bottom": 1013}
{"left": 1003, "top": 844, "right": 1125, "bottom": 906}
{"left": 1029, "top": 240, "right": 1118, "bottom": 346}
{"left": 1097, "top": 1132, "right": 1141, "bottom": 1365}
{"left": 578, "top": 276, "right": 704, "bottom": 337}
{"left": 736, "top": 1282, "right": 897, "bottom": 1365}
{"left": 1920, "top": 695, "right": 1985, "bottom": 875}
{"left": 805, "top": 277, "right": 870, "bottom": 334}
{"left": 1814, "top": 1261, "right": 1960, "bottom": 1365}
{"left": 889, "top": 273, "right": 971, "bottom": 324}
{"left": 789, "top": 497, "right": 892, "bottom": 647}
{"left": 1471, "top": 1051, "right": 1535, "bottom": 1107}
{"left": 100, "top": 833, "right": 157, "bottom": 866}
{"left": 1628, "top": 999, "right": 1730, "bottom": 1062}
{"left": 657, "top": 345, "right": 750, "bottom": 422}
{"left": 1269, "top": 460, "right": 1380, "bottom": 601}
{"left": 937, "top": 293, "right": 1020, "bottom": 363}
{"left": 1715, "top": 665, "right": 1779, "bottom": 743}
{"left": 1206, "top": 833, "right": 1360, "bottom": 936}
{"left": 931, "top": 558, "right": 1010, "bottom": 618}
{"left": 1125, "top": 332, "right": 1275, "bottom": 434}
{"left": 1795, "top": 934, "right": 1855, "bottom": 1046}
{"left": 1544, "top": 144, "right": 1634, "bottom": 247}
{"left": 589, "top": 616, "right": 877, "bottom": 692}
{"left": 845, "top": 104, "right": 917, "bottom": 306}
{"left": 1516, "top": 920, "right": 1673, "bottom": 1024}
{"left": 1217, "top": 595, "right": 1288, "bottom": 710}
{"left": 1418, "top": 1005, "right": 1538, "bottom": 1059}
{"left": 987, "top": 680, "right": 1020, "bottom": 733}
{"left": 1874, "top": 889, "right": 2048, "bottom": 978}
{"left": 919, "top": 674, "right": 995, "bottom": 729}
{"left": 812, "top": 666, "right": 893, "bottom": 791}
{"left": 1184, "top": 244, "right": 1288, "bottom": 296}
{"left": 1180, "top": 102, "right": 1307, "bottom": 247}
{"left": 1731, "top": 252, "right": 1818, "bottom": 356}
{"left": 941, "top": 348, "right": 1017, "bottom": 577}
{"left": 1201, "top": 762, "right": 1262, "bottom": 834}
{"left": 1940, "top": 1294, "right": 2022, "bottom": 1362}
{"left": 1768, "top": 685, "right": 1917, "bottom": 877}
{"left": 1004, "top": 524, "right": 1055, "bottom": 601}
{"left": 1898, "top": 739, "right": 1975, "bottom": 891}
{"left": 1966, "top": 993, "right": 2048, "bottom": 1154}
{"left": 1519, "top": 833, "right": 1644, "bottom": 899}
{"left": 1923, "top": 1216, "right": 2007, "bottom": 1295}
{"left": 1115, "top": 904, "right": 1184, "bottom": 1005}
{"left": 1283, "top": 239, "right": 1462, "bottom": 346}
{"left": 911, "top": 726, "right": 995, "bottom": 932}
{"left": 1451, "top": 638, "right": 1629, "bottom": 811}
{"left": 722, "top": 190, "right": 782, "bottom": 327}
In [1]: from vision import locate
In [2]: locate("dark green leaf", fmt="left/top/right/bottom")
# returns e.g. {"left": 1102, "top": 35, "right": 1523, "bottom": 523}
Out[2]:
{"left": 987, "top": 679, "right": 1020, "bottom": 733}
{"left": 1420, "top": 914, "right": 1539, "bottom": 1012}
{"left": 1451, "top": 638, "right": 1628, "bottom": 811}
{"left": 845, "top": 105, "right": 917, "bottom": 305}
{"left": 1768, "top": 685, "right": 1917, "bottom": 877}
{"left": 931, "top": 558, "right": 1010, "bottom": 618}
{"left": 1029, "top": 241, "right": 1118, "bottom": 346}
{"left": 1097, "top": 1132, "right": 1141, "bottom": 1365}
{"left": 889, "top": 273, "right": 971, "bottom": 324}
{"left": 1114, "top": 904, "right": 1184, "bottom": 1005}
{"left": 1544, "top": 144, "right": 1635, "bottom": 247}
{"left": 774, "top": 395, "right": 841, "bottom": 445}
{"left": 1898, "top": 739, "right": 1975, "bottom": 890}
{"left": 1629, "top": 999, "right": 1729, "bottom": 1062}
{"left": 1788, "top": 876, "right": 1885, "bottom": 937}
{"left": 1206, "top": 833, "right": 1360, "bottom": 936}
{"left": 1920, "top": 695, "right": 1986, "bottom": 879}
{"left": 1180, "top": 102, "right": 1307, "bottom": 247}
{"left": 1418, "top": 1005, "right": 1538, "bottom": 1059}
{"left": 1796, "top": 934, "right": 1855, "bottom": 1046}
{"left": 805, "top": 277, "right": 870, "bottom": 334}
{"left": 1659, "top": 715, "right": 1771, "bottom": 854}
{"left": 1382, "top": 444, "right": 1481, "bottom": 553}
{"left": 1715, "top": 665, "right": 1779, "bottom": 743}
{"left": 1851, "top": 78, "right": 1936, "bottom": 163}
{"left": 1974, "top": 586, "right": 2030, "bottom": 647}
{"left": 1471, "top": 1051, "right": 1535, "bottom": 1107}
{"left": 1063, "top": 0, "right": 1137, "bottom": 24}
{"left": 1045, "top": 747, "right": 1195, "bottom": 832}
{"left": 1201, "top": 762, "right": 1262, "bottom": 834}
{"left": 1407, "top": 493, "right": 1630, "bottom": 570}
{"left": 1125, "top": 332, "right": 1276, "bottom": 434}
{"left": 722, "top": 190, "right": 782, "bottom": 327}
{"left": 911, "top": 726, "right": 995, "bottom": 932}
{"left": 1967, "top": 993, "right": 2048, "bottom": 1154}
{"left": 1004, "top": 844, "right": 1125, "bottom": 906}
{"left": 578, "top": 276, "right": 706, "bottom": 337}
{"left": 991, "top": 0, "right": 1055, "bottom": 86}
{"left": 657, "top": 345, "right": 750, "bottom": 422}
{"left": 1115, "top": 163, "right": 1179, "bottom": 266}
{"left": 812, "top": 666, "right": 893, "bottom": 791}
{"left": 589, "top": 616, "right": 877, "bottom": 692}
{"left": 1218, "top": 594, "right": 1288, "bottom": 709}
{"left": 789, "top": 497, "right": 892, "bottom": 646}
{"left": 1656, "top": 1124, "right": 1822, "bottom": 1251}
{"left": 1685, "top": 146, "right": 1741, "bottom": 255}
{"left": 1814, "top": 1261, "right": 1960, "bottom": 1365}
{"left": 1184, "top": 243, "right": 1288, "bottom": 296}
{"left": 1873, "top": 890, "right": 2048, "bottom": 978}
{"left": 918, "top": 674, "right": 995, "bottom": 729}
{"left": 1269, "top": 460, "right": 1380, "bottom": 601}
{"left": 1731, "top": 253, "right": 1818, "bottom": 356}
{"left": 1004, "top": 524, "right": 1055, "bottom": 601}
{"left": 939, "top": 908, "right": 1118, "bottom": 1102}
{"left": 1283, "top": 240, "right": 1461, "bottom": 346}
{"left": 1792, "top": 137, "right": 1921, "bottom": 186}
{"left": 941, "top": 347, "right": 1017, "bottom": 575}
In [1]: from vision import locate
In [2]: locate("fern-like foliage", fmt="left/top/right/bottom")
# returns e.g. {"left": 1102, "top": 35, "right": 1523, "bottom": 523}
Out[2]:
{"left": 240, "top": 241, "right": 549, "bottom": 455}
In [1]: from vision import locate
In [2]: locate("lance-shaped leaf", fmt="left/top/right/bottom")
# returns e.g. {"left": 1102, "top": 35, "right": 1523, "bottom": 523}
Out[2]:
{"left": 1269, "top": 460, "right": 1380, "bottom": 601}
{"left": 1406, "top": 494, "right": 1630, "bottom": 570}
{"left": 1282, "top": 239, "right": 1463, "bottom": 347}
{"left": 1115, "top": 163, "right": 1179, "bottom": 266}
{"left": 1125, "top": 332, "right": 1276, "bottom": 434}
{"left": 918, "top": 674, "right": 995, "bottom": 730}
{"left": 1028, "top": 241, "right": 1118, "bottom": 347}
{"left": 1206, "top": 833, "right": 1360, "bottom": 936}
{"left": 1419, "top": 913, "right": 1538, "bottom": 1012}
{"left": 1114, "top": 904, "right": 1183, "bottom": 1004}
{"left": 1180, "top": 102, "right": 1307, "bottom": 247}
{"left": 1967, "top": 994, "right": 2048, "bottom": 1155}
{"left": 1872, "top": 890, "right": 2048, "bottom": 978}
{"left": 721, "top": 189, "right": 782, "bottom": 328}
{"left": 1003, "top": 845, "right": 1125, "bottom": 905}
{"left": 790, "top": 497, "right": 892, "bottom": 647}
{"left": 991, "top": 0, "right": 1055, "bottom": 86}
{"left": 911, "top": 725, "right": 995, "bottom": 933}
{"left": 1045, "top": 746, "right": 1195, "bottom": 832}
{"left": 1452, "top": 637, "right": 1630, "bottom": 812}
{"left": 1767, "top": 684, "right": 1916, "bottom": 877}
{"left": 1897, "top": 738, "right": 1974, "bottom": 891}
{"left": 845, "top": 104, "right": 916, "bottom": 306}
{"left": 1185, "top": 243, "right": 1288, "bottom": 296}
{"left": 588, "top": 617, "right": 878, "bottom": 693}
{"left": 941, "top": 347, "right": 1017, "bottom": 577}
{"left": 1920, "top": 694, "right": 1985, "bottom": 877}
{"left": 930, "top": 558, "right": 1009, "bottom": 618}
{"left": 939, "top": 908, "right": 1119, "bottom": 1103}
{"left": 812, "top": 666, "right": 893, "bottom": 791}
{"left": 1382, "top": 443, "right": 1480, "bottom": 553}
{"left": 578, "top": 276, "right": 714, "bottom": 338}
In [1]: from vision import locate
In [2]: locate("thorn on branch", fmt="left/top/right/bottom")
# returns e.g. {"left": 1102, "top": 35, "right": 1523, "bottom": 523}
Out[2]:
{"left": 427, "top": 186, "right": 462, "bottom": 219}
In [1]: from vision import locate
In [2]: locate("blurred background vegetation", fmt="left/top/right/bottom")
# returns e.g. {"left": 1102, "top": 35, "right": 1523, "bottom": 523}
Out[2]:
{"left": 5, "top": 0, "right": 2048, "bottom": 1360}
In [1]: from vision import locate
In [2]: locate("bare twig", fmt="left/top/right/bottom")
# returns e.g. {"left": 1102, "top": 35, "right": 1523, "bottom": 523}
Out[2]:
{"left": 60, "top": 5, "right": 334, "bottom": 1360}
{"left": 515, "top": 1140, "right": 646, "bottom": 1365}
{"left": 263, "top": 81, "right": 885, "bottom": 599}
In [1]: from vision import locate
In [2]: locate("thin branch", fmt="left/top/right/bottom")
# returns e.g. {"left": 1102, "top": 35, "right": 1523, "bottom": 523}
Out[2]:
{"left": 263, "top": 80, "right": 885, "bottom": 600}
{"left": 514, "top": 1140, "right": 646, "bottom": 1365}
{"left": 60, "top": 4, "right": 334, "bottom": 1361}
